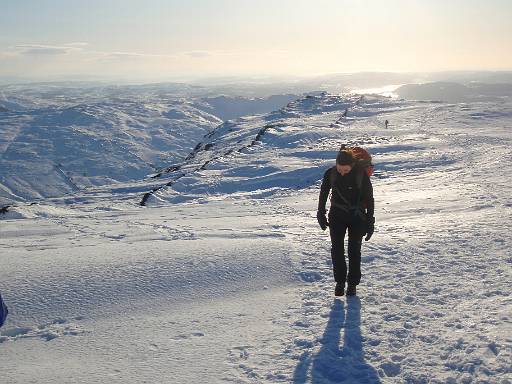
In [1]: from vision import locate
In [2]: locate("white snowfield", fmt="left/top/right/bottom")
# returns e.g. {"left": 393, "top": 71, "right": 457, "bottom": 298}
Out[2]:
{"left": 1, "top": 92, "right": 511, "bottom": 383}
{"left": 0, "top": 84, "right": 297, "bottom": 205}
{"left": 0, "top": 91, "right": 220, "bottom": 203}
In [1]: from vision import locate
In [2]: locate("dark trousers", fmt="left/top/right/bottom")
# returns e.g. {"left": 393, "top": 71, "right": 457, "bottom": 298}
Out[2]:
{"left": 328, "top": 209, "right": 366, "bottom": 286}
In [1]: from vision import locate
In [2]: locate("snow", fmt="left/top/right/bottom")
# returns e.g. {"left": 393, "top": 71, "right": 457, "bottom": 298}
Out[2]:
{"left": 0, "top": 95, "right": 222, "bottom": 203}
{"left": 0, "top": 84, "right": 298, "bottom": 205}
{"left": 1, "top": 88, "right": 512, "bottom": 383}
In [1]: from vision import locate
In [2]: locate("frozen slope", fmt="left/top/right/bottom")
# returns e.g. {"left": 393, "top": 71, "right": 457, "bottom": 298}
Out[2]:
{"left": 1, "top": 94, "right": 511, "bottom": 383}
{"left": 0, "top": 97, "right": 222, "bottom": 205}
{"left": 0, "top": 84, "right": 298, "bottom": 206}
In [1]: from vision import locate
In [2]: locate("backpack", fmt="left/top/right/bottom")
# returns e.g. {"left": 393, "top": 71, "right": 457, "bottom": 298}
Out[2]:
{"left": 329, "top": 145, "right": 374, "bottom": 215}
{"left": 330, "top": 145, "right": 374, "bottom": 187}
{"left": 0, "top": 292, "right": 8, "bottom": 328}
{"left": 342, "top": 145, "right": 374, "bottom": 177}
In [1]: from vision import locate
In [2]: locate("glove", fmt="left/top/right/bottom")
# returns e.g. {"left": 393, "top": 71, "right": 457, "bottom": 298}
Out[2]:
{"left": 365, "top": 216, "right": 375, "bottom": 241}
{"left": 317, "top": 210, "right": 329, "bottom": 231}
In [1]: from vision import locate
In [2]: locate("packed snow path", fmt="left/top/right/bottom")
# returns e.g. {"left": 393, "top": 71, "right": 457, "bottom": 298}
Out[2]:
{"left": 1, "top": 94, "right": 511, "bottom": 383}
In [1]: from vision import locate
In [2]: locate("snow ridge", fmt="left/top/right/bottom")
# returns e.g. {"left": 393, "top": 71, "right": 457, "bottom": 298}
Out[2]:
{"left": 143, "top": 93, "right": 366, "bottom": 206}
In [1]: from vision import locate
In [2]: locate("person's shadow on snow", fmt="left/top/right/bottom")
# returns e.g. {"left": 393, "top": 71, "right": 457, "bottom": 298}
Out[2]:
{"left": 293, "top": 297, "right": 381, "bottom": 383}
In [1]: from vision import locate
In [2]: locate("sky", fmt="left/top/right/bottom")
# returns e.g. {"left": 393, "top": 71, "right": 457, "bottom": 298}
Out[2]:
{"left": 1, "top": 0, "right": 511, "bottom": 82}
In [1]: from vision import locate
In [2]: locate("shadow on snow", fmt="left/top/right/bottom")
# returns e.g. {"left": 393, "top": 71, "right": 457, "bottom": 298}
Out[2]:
{"left": 293, "top": 297, "right": 381, "bottom": 383}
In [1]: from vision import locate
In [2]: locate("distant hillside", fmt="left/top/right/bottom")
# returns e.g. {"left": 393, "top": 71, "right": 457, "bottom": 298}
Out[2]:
{"left": 0, "top": 84, "right": 300, "bottom": 205}
{"left": 396, "top": 82, "right": 512, "bottom": 102}
{"left": 0, "top": 92, "right": 222, "bottom": 204}
{"left": 197, "top": 94, "right": 298, "bottom": 121}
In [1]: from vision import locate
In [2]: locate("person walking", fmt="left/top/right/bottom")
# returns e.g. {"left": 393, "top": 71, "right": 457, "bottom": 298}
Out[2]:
{"left": 317, "top": 149, "right": 375, "bottom": 296}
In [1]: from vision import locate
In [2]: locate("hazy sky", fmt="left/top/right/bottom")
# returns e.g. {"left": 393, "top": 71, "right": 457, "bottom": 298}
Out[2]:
{"left": 1, "top": 0, "right": 511, "bottom": 81}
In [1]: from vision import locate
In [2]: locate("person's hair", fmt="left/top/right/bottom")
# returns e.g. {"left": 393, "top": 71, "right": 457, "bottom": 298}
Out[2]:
{"left": 336, "top": 150, "right": 354, "bottom": 165}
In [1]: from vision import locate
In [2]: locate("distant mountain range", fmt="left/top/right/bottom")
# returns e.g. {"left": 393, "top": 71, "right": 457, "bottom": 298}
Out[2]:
{"left": 0, "top": 84, "right": 299, "bottom": 205}
{"left": 396, "top": 82, "right": 512, "bottom": 102}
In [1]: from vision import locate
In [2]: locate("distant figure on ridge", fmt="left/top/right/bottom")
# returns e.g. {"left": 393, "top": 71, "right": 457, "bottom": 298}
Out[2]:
{"left": 317, "top": 148, "right": 375, "bottom": 297}
{"left": 385, "top": 119, "right": 389, "bottom": 128}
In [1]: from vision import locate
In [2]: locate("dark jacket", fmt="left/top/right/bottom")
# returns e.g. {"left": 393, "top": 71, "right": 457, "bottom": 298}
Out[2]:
{"left": 318, "top": 166, "right": 374, "bottom": 218}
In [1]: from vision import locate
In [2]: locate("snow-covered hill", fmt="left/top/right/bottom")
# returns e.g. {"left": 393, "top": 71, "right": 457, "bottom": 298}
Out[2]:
{"left": 1, "top": 92, "right": 511, "bottom": 383}
{"left": 198, "top": 94, "right": 298, "bottom": 121}
{"left": 0, "top": 98, "right": 221, "bottom": 204}
{"left": 0, "top": 84, "right": 299, "bottom": 205}
{"left": 140, "top": 93, "right": 421, "bottom": 207}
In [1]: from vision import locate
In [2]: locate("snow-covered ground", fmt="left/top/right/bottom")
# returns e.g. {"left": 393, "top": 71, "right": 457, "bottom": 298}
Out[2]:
{"left": 1, "top": 92, "right": 511, "bottom": 383}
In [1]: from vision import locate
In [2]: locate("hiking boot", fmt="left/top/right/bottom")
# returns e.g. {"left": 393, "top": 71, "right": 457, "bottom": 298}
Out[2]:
{"left": 334, "top": 283, "right": 345, "bottom": 296}
{"left": 346, "top": 285, "right": 357, "bottom": 296}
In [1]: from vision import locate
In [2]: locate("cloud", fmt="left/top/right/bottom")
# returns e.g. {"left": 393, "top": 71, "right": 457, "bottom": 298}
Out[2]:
{"left": 181, "top": 50, "right": 287, "bottom": 59}
{"left": 105, "top": 50, "right": 213, "bottom": 60}
{"left": 103, "top": 51, "right": 176, "bottom": 60}
{"left": 108, "top": 51, "right": 156, "bottom": 59}
{"left": 15, "top": 44, "right": 83, "bottom": 56}
{"left": 65, "top": 42, "right": 89, "bottom": 47}
{"left": 184, "top": 51, "right": 212, "bottom": 58}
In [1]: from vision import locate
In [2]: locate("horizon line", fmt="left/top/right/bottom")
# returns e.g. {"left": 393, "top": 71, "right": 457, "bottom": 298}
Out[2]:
{"left": 2, "top": 69, "right": 512, "bottom": 86}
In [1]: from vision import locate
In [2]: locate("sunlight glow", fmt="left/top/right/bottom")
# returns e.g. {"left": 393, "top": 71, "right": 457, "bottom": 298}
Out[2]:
{"left": 1, "top": 0, "right": 511, "bottom": 81}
